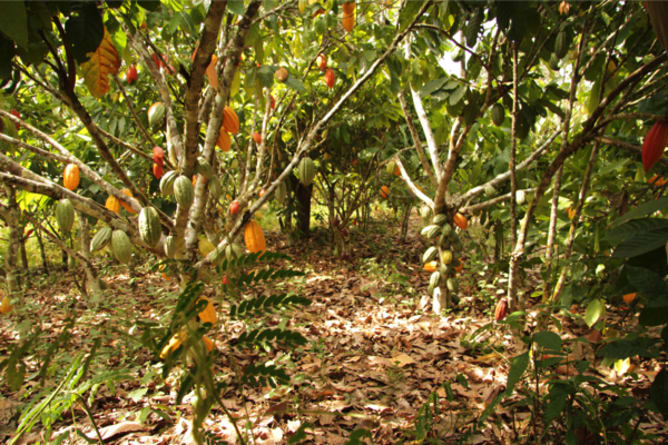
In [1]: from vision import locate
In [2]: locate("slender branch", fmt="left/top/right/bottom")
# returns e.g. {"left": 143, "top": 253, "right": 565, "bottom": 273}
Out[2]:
{"left": 195, "top": 0, "right": 432, "bottom": 269}
{"left": 395, "top": 156, "right": 434, "bottom": 207}
{"left": 397, "top": 91, "right": 435, "bottom": 185}
{"left": 461, "top": 188, "right": 536, "bottom": 213}
{"left": 456, "top": 130, "right": 559, "bottom": 205}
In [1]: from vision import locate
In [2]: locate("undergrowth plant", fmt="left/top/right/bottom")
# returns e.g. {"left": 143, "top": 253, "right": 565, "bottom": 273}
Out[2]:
{"left": 143, "top": 251, "right": 309, "bottom": 444}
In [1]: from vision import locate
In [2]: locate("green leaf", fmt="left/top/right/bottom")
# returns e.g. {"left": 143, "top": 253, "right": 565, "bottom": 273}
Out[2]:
{"left": 612, "top": 197, "right": 668, "bottom": 227}
{"left": 533, "top": 331, "right": 562, "bottom": 352}
{"left": 0, "top": 1, "right": 28, "bottom": 50}
{"left": 599, "top": 336, "right": 658, "bottom": 360}
{"left": 650, "top": 368, "right": 668, "bottom": 420}
{"left": 639, "top": 306, "right": 668, "bottom": 327}
{"left": 64, "top": 4, "right": 104, "bottom": 63}
{"left": 285, "top": 75, "right": 306, "bottom": 93}
{"left": 227, "top": 0, "right": 246, "bottom": 15}
{"left": 287, "top": 422, "right": 313, "bottom": 444}
{"left": 504, "top": 351, "right": 529, "bottom": 396}
{"left": 625, "top": 266, "right": 668, "bottom": 297}
{"left": 606, "top": 218, "right": 668, "bottom": 244}
{"left": 544, "top": 383, "right": 571, "bottom": 426}
{"left": 419, "top": 77, "right": 448, "bottom": 96}
{"left": 612, "top": 229, "right": 668, "bottom": 258}
{"left": 449, "top": 85, "right": 467, "bottom": 106}
{"left": 584, "top": 299, "right": 605, "bottom": 328}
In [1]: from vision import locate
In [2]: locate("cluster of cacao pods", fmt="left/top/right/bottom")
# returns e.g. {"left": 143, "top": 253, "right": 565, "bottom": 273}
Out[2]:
{"left": 420, "top": 211, "right": 466, "bottom": 301}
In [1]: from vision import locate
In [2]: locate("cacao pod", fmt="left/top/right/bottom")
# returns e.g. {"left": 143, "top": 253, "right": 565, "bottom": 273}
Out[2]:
{"left": 173, "top": 175, "right": 194, "bottom": 208}
{"left": 90, "top": 226, "right": 113, "bottom": 252}
{"left": 380, "top": 185, "right": 389, "bottom": 199}
{"left": 225, "top": 243, "right": 244, "bottom": 262}
{"left": 160, "top": 329, "right": 186, "bottom": 359}
{"left": 317, "top": 53, "right": 327, "bottom": 70}
{"left": 494, "top": 298, "right": 508, "bottom": 321}
{"left": 197, "top": 298, "right": 217, "bottom": 325}
{"left": 641, "top": 120, "right": 668, "bottom": 172}
{"left": 274, "top": 67, "right": 289, "bottom": 82}
{"left": 208, "top": 177, "right": 222, "bottom": 200}
{"left": 424, "top": 261, "right": 438, "bottom": 272}
{"left": 422, "top": 246, "right": 438, "bottom": 263}
{"left": 202, "top": 335, "right": 214, "bottom": 352}
{"left": 441, "top": 223, "right": 453, "bottom": 238}
{"left": 63, "top": 163, "right": 80, "bottom": 191}
{"left": 622, "top": 292, "right": 637, "bottom": 304}
{"left": 222, "top": 106, "right": 239, "bottom": 134}
{"left": 298, "top": 157, "right": 316, "bottom": 186}
{"left": 342, "top": 8, "right": 355, "bottom": 32}
{"left": 421, "top": 224, "right": 441, "bottom": 239}
{"left": 153, "top": 162, "right": 164, "bottom": 179}
{"left": 0, "top": 295, "right": 12, "bottom": 314}
{"left": 138, "top": 207, "right": 161, "bottom": 247}
{"left": 196, "top": 156, "right": 214, "bottom": 180}
{"left": 385, "top": 159, "right": 397, "bottom": 176}
{"left": 229, "top": 201, "right": 241, "bottom": 215}
{"left": 244, "top": 220, "right": 266, "bottom": 254}
{"left": 217, "top": 129, "right": 232, "bottom": 151}
{"left": 453, "top": 212, "right": 468, "bottom": 230}
{"left": 275, "top": 181, "right": 287, "bottom": 203}
{"left": 432, "top": 213, "right": 447, "bottom": 226}
{"left": 120, "top": 188, "right": 136, "bottom": 214}
{"left": 111, "top": 230, "right": 133, "bottom": 263}
{"left": 420, "top": 205, "right": 432, "bottom": 220}
{"left": 491, "top": 103, "right": 505, "bottom": 126}
{"left": 148, "top": 102, "right": 165, "bottom": 128}
{"left": 428, "top": 271, "right": 441, "bottom": 293}
{"left": 105, "top": 195, "right": 121, "bottom": 215}
{"left": 198, "top": 237, "right": 215, "bottom": 257}
{"left": 159, "top": 170, "right": 178, "bottom": 195}
{"left": 55, "top": 199, "right": 75, "bottom": 233}
{"left": 554, "top": 31, "right": 568, "bottom": 59}
{"left": 253, "top": 132, "right": 262, "bottom": 144}
{"left": 441, "top": 250, "right": 453, "bottom": 265}
{"left": 342, "top": 1, "right": 355, "bottom": 14}
{"left": 324, "top": 68, "right": 335, "bottom": 89}
{"left": 164, "top": 235, "right": 183, "bottom": 258}
{"left": 446, "top": 278, "right": 456, "bottom": 292}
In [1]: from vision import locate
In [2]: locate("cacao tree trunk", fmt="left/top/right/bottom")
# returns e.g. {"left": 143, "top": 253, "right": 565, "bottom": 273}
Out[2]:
{"left": 291, "top": 175, "right": 312, "bottom": 237}
{"left": 35, "top": 225, "right": 49, "bottom": 273}
{"left": 77, "top": 211, "right": 102, "bottom": 299}
{"left": 2, "top": 186, "right": 21, "bottom": 294}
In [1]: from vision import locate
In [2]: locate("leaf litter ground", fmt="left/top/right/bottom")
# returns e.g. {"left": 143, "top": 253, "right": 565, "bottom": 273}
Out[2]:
{"left": 0, "top": 217, "right": 666, "bottom": 444}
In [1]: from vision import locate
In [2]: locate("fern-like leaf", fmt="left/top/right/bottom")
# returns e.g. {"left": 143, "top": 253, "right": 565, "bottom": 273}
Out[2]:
{"left": 230, "top": 293, "right": 310, "bottom": 318}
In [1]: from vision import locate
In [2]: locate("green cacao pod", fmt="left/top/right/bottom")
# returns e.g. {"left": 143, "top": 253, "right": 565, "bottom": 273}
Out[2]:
{"left": 55, "top": 199, "right": 75, "bottom": 233}
{"left": 446, "top": 278, "right": 457, "bottom": 292}
{"left": 208, "top": 177, "right": 222, "bottom": 200}
{"left": 147, "top": 102, "right": 166, "bottom": 128}
{"left": 385, "top": 159, "right": 396, "bottom": 176}
{"left": 420, "top": 205, "right": 432, "bottom": 220}
{"left": 422, "top": 246, "right": 438, "bottom": 263}
{"left": 275, "top": 181, "right": 287, "bottom": 204}
{"left": 554, "top": 31, "right": 568, "bottom": 59}
{"left": 298, "top": 157, "right": 316, "bottom": 186}
{"left": 516, "top": 190, "right": 526, "bottom": 205}
{"left": 432, "top": 213, "right": 447, "bottom": 226}
{"left": 138, "top": 207, "right": 161, "bottom": 247}
{"left": 111, "top": 230, "right": 133, "bottom": 263}
{"left": 441, "top": 223, "right": 453, "bottom": 237}
{"left": 420, "top": 224, "right": 441, "bottom": 239}
{"left": 159, "top": 170, "right": 178, "bottom": 195}
{"left": 196, "top": 157, "right": 214, "bottom": 180}
{"left": 428, "top": 271, "right": 441, "bottom": 294}
{"left": 173, "top": 175, "right": 194, "bottom": 208}
{"left": 163, "top": 235, "right": 185, "bottom": 258}
{"left": 441, "top": 250, "right": 453, "bottom": 265}
{"left": 90, "top": 226, "right": 113, "bottom": 252}
{"left": 491, "top": 103, "right": 505, "bottom": 126}
{"left": 225, "top": 243, "right": 244, "bottom": 262}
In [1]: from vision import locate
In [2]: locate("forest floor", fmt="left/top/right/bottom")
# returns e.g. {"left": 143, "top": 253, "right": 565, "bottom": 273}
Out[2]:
{"left": 0, "top": 215, "right": 666, "bottom": 444}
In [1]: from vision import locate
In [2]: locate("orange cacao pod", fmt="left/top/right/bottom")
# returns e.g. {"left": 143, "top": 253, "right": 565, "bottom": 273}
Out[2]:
{"left": 641, "top": 120, "right": 668, "bottom": 172}
{"left": 222, "top": 106, "right": 239, "bottom": 134}
{"left": 453, "top": 212, "right": 468, "bottom": 230}
{"left": 244, "top": 220, "right": 266, "bottom": 254}
{"left": 63, "top": 163, "right": 80, "bottom": 191}
{"left": 494, "top": 298, "right": 508, "bottom": 321}
{"left": 105, "top": 195, "right": 121, "bottom": 215}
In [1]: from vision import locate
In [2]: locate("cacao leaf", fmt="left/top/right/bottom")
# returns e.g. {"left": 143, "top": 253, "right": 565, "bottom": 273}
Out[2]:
{"left": 79, "top": 28, "right": 121, "bottom": 98}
